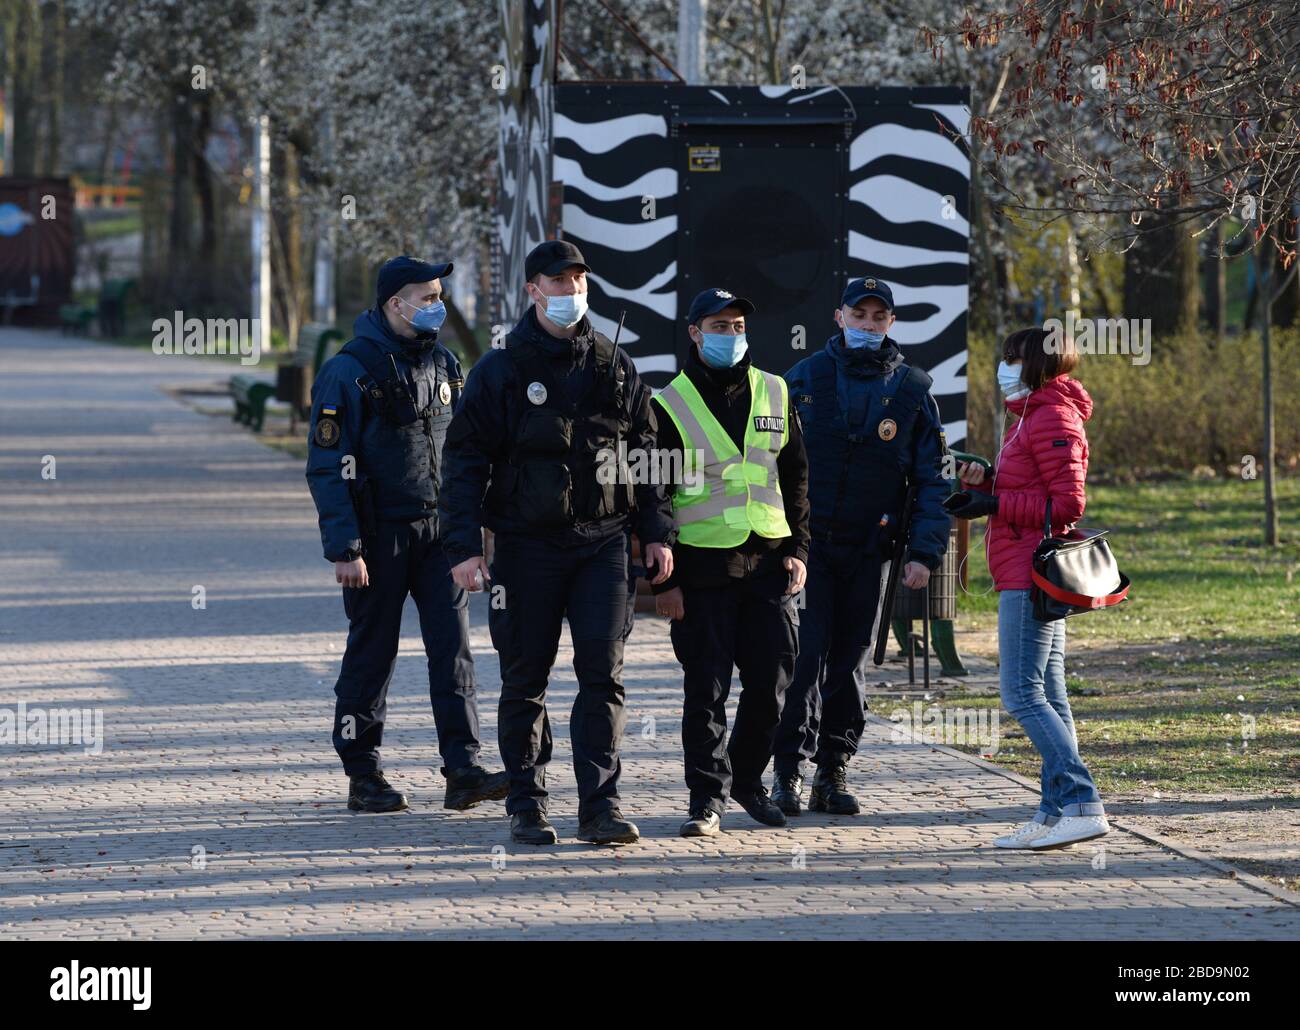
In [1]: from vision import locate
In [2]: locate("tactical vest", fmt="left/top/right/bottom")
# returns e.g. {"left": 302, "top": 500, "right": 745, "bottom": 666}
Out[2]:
{"left": 795, "top": 350, "right": 931, "bottom": 543}
{"left": 341, "top": 336, "right": 454, "bottom": 522}
{"left": 653, "top": 366, "right": 791, "bottom": 548}
{"left": 483, "top": 332, "right": 634, "bottom": 529}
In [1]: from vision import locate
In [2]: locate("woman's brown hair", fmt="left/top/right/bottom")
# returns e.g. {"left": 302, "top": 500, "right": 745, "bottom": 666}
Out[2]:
{"left": 1002, "top": 326, "right": 1079, "bottom": 391}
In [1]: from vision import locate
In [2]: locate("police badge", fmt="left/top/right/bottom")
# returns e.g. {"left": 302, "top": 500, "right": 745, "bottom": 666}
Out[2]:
{"left": 527, "top": 381, "right": 548, "bottom": 405}
{"left": 878, "top": 417, "right": 897, "bottom": 441}
{"left": 438, "top": 380, "right": 452, "bottom": 405}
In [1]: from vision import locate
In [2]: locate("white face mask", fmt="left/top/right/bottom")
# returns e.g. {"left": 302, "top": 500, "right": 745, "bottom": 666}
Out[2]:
{"left": 996, "top": 360, "right": 1030, "bottom": 401}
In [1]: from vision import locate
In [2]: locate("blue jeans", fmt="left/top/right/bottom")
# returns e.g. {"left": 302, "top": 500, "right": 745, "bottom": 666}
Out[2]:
{"left": 998, "top": 589, "right": 1104, "bottom": 821}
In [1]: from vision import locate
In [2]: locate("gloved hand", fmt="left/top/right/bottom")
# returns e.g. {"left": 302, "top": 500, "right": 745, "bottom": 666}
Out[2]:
{"left": 944, "top": 490, "right": 999, "bottom": 520}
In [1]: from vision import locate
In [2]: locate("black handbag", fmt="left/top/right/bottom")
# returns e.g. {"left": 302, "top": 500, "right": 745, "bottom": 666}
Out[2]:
{"left": 1030, "top": 499, "right": 1130, "bottom": 622}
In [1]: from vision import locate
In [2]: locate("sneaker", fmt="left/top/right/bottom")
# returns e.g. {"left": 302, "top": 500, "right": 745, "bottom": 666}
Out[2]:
{"left": 992, "top": 820, "right": 1054, "bottom": 849}
{"left": 1028, "top": 814, "right": 1110, "bottom": 850}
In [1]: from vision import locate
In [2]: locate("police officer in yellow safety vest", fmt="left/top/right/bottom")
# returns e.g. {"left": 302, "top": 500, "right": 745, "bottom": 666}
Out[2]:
{"left": 651, "top": 288, "right": 810, "bottom": 836}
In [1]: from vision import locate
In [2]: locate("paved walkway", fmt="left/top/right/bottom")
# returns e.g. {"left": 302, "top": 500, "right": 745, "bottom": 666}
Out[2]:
{"left": 1, "top": 328, "right": 1297, "bottom": 940}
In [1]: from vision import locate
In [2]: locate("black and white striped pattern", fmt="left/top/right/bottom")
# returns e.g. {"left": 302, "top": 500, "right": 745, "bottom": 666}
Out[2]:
{"left": 498, "top": 81, "right": 971, "bottom": 446}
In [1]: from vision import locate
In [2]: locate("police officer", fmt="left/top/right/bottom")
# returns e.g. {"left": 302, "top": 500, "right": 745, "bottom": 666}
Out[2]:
{"left": 651, "top": 288, "right": 810, "bottom": 836}
{"left": 438, "top": 240, "right": 675, "bottom": 846}
{"left": 306, "top": 257, "right": 509, "bottom": 814}
{"left": 769, "top": 277, "right": 950, "bottom": 816}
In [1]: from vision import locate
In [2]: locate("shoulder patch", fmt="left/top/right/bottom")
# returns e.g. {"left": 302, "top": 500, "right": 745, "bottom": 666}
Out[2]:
{"left": 314, "top": 415, "right": 341, "bottom": 448}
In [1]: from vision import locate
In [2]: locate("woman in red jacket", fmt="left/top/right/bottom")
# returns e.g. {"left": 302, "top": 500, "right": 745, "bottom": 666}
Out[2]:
{"left": 948, "top": 327, "right": 1109, "bottom": 851}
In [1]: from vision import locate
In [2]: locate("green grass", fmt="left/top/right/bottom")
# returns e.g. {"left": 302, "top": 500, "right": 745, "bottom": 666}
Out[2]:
{"left": 83, "top": 212, "right": 142, "bottom": 241}
{"left": 950, "top": 475, "right": 1300, "bottom": 794}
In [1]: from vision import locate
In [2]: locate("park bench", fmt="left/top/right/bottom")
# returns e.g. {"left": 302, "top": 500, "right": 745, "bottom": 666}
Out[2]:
{"left": 59, "top": 278, "right": 135, "bottom": 336}
{"left": 229, "top": 323, "right": 344, "bottom": 434}
{"left": 230, "top": 374, "right": 277, "bottom": 432}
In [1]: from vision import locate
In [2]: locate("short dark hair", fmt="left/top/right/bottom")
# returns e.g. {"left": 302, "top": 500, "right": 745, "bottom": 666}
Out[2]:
{"left": 1002, "top": 327, "right": 1079, "bottom": 390}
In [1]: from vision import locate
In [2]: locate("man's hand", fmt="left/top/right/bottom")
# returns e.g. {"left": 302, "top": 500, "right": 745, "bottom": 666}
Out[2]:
{"left": 644, "top": 542, "right": 674, "bottom": 585}
{"left": 335, "top": 557, "right": 369, "bottom": 589}
{"left": 784, "top": 556, "right": 807, "bottom": 595}
{"left": 902, "top": 561, "right": 930, "bottom": 590}
{"left": 655, "top": 585, "right": 685, "bottom": 620}
{"left": 451, "top": 556, "right": 491, "bottom": 592}
{"left": 957, "top": 460, "right": 986, "bottom": 487}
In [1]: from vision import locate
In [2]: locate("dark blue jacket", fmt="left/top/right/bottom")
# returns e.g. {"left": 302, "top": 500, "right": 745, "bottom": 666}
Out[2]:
{"left": 785, "top": 333, "right": 950, "bottom": 569}
{"left": 438, "top": 306, "right": 675, "bottom": 567}
{"left": 305, "top": 309, "right": 464, "bottom": 562}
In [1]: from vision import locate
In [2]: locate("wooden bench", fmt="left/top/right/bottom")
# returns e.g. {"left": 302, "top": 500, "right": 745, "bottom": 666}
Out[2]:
{"left": 230, "top": 374, "right": 277, "bottom": 432}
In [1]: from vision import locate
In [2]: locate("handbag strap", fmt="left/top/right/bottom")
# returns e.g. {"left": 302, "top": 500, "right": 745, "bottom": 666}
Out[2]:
{"left": 1043, "top": 497, "right": 1052, "bottom": 540}
{"left": 1031, "top": 567, "right": 1130, "bottom": 609}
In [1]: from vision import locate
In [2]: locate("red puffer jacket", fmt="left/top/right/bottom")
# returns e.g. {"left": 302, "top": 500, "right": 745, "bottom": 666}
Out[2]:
{"left": 974, "top": 376, "right": 1092, "bottom": 590}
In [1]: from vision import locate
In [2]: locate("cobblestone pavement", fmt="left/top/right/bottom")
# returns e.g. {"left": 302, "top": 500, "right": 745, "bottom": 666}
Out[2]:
{"left": 2, "top": 329, "right": 1298, "bottom": 940}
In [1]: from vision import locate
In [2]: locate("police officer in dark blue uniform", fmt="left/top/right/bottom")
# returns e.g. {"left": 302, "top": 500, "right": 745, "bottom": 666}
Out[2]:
{"left": 439, "top": 240, "right": 675, "bottom": 847}
{"left": 769, "top": 277, "right": 950, "bottom": 816}
{"left": 306, "top": 257, "right": 508, "bottom": 814}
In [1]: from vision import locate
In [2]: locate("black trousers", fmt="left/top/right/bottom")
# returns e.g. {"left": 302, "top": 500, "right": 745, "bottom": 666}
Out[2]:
{"left": 332, "top": 517, "right": 480, "bottom": 776}
{"left": 670, "top": 569, "right": 799, "bottom": 814}
{"left": 772, "top": 539, "right": 884, "bottom": 777}
{"left": 488, "top": 530, "right": 629, "bottom": 821}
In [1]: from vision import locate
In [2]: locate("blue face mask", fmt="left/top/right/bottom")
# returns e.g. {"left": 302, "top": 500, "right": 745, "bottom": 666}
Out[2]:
{"left": 542, "top": 292, "right": 589, "bottom": 328}
{"left": 844, "top": 326, "right": 886, "bottom": 350}
{"left": 700, "top": 331, "right": 748, "bottom": 368}
{"left": 399, "top": 298, "right": 446, "bottom": 333}
{"left": 997, "top": 360, "right": 1030, "bottom": 400}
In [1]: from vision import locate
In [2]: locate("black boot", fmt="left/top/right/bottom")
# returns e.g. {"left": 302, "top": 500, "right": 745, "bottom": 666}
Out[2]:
{"left": 808, "top": 759, "right": 860, "bottom": 815}
{"left": 442, "top": 764, "right": 510, "bottom": 810}
{"left": 510, "top": 811, "right": 558, "bottom": 845}
{"left": 347, "top": 771, "right": 408, "bottom": 813}
{"left": 679, "top": 807, "right": 722, "bottom": 837}
{"left": 576, "top": 809, "right": 640, "bottom": 845}
{"left": 771, "top": 770, "right": 804, "bottom": 816}
{"left": 731, "top": 785, "right": 788, "bottom": 827}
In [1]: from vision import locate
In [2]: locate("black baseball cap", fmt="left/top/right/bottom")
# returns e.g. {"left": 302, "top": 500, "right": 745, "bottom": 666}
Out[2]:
{"left": 376, "top": 256, "right": 453, "bottom": 307}
{"left": 687, "top": 287, "right": 755, "bottom": 325}
{"left": 842, "top": 276, "right": 894, "bottom": 310}
{"left": 525, "top": 239, "right": 591, "bottom": 280}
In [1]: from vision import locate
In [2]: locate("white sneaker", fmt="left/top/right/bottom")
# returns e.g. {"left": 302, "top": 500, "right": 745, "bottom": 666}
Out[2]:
{"left": 992, "top": 820, "right": 1054, "bottom": 849}
{"left": 1028, "top": 814, "right": 1110, "bottom": 850}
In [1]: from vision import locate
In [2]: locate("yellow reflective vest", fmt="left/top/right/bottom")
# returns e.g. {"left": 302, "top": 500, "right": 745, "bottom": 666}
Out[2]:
{"left": 652, "top": 365, "right": 792, "bottom": 548}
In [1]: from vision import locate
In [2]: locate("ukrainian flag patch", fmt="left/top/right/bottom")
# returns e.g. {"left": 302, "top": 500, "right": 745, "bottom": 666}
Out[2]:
{"left": 321, "top": 405, "right": 337, "bottom": 415}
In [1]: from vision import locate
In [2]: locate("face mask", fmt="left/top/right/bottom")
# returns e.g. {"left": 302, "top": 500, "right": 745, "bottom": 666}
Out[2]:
{"left": 398, "top": 297, "right": 446, "bottom": 333}
{"left": 997, "top": 360, "right": 1030, "bottom": 400}
{"left": 540, "top": 291, "right": 588, "bottom": 328}
{"left": 844, "top": 326, "right": 886, "bottom": 350}
{"left": 700, "top": 331, "right": 748, "bottom": 368}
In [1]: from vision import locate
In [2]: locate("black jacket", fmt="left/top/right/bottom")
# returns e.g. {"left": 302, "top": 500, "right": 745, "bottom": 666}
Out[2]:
{"left": 438, "top": 307, "right": 675, "bottom": 566}
{"left": 652, "top": 345, "right": 810, "bottom": 593}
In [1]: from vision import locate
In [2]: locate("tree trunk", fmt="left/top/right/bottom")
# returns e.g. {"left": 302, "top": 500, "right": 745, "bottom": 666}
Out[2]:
{"left": 444, "top": 296, "right": 481, "bottom": 362}
{"left": 168, "top": 89, "right": 194, "bottom": 273}
{"left": 1270, "top": 200, "right": 1299, "bottom": 328}
{"left": 1202, "top": 218, "right": 1226, "bottom": 341}
{"left": 1122, "top": 213, "right": 1200, "bottom": 337}
{"left": 193, "top": 92, "right": 217, "bottom": 273}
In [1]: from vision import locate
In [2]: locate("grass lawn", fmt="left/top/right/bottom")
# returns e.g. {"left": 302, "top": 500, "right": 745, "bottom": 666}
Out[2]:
{"left": 947, "top": 475, "right": 1300, "bottom": 796}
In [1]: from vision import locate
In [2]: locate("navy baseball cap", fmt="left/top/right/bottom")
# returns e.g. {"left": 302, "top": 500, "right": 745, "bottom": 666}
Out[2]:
{"left": 525, "top": 239, "right": 591, "bottom": 280}
{"left": 842, "top": 276, "right": 894, "bottom": 310}
{"left": 687, "top": 287, "right": 755, "bottom": 325}
{"left": 377, "top": 256, "right": 453, "bottom": 307}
